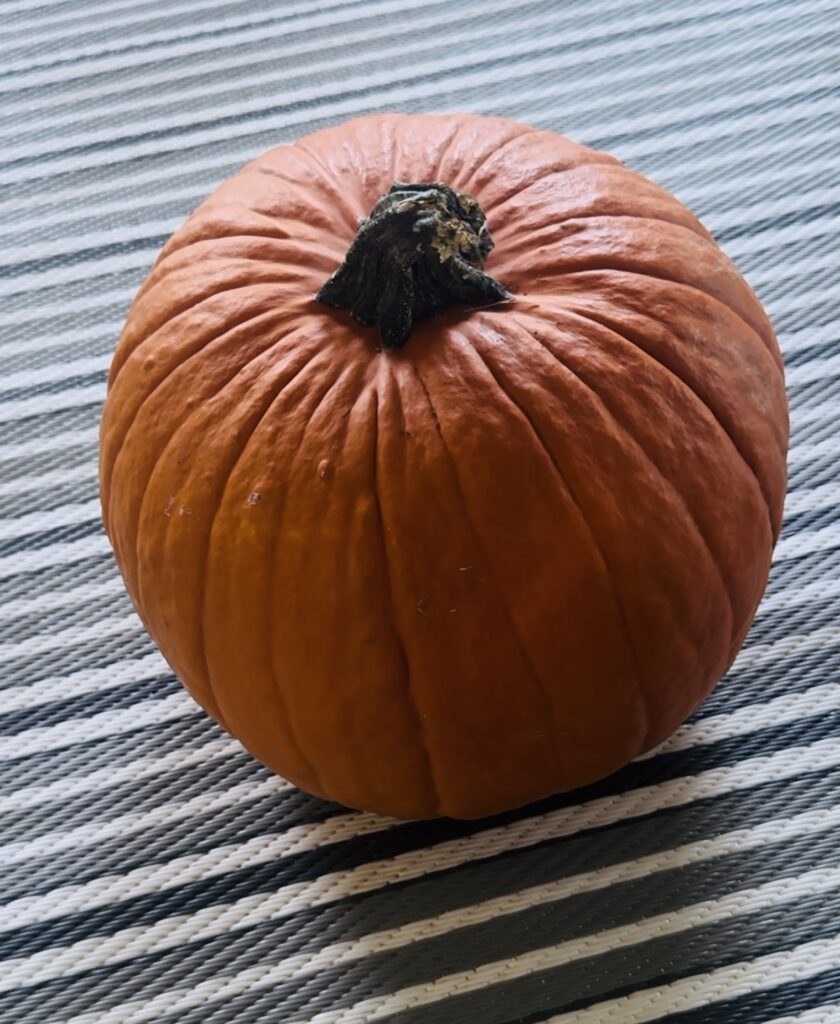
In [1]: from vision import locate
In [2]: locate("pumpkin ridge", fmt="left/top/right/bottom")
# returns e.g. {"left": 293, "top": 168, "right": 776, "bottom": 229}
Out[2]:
{"left": 553, "top": 261, "right": 780, "bottom": 372}
{"left": 484, "top": 160, "right": 617, "bottom": 215}
{"left": 154, "top": 234, "right": 344, "bottom": 274}
{"left": 249, "top": 164, "right": 359, "bottom": 237}
{"left": 416, "top": 116, "right": 463, "bottom": 186}
{"left": 456, "top": 126, "right": 549, "bottom": 194}
{"left": 409, "top": 358, "right": 565, "bottom": 767}
{"left": 104, "top": 303, "right": 305, "bottom": 545}
{"left": 495, "top": 210, "right": 715, "bottom": 250}
{"left": 371, "top": 374, "right": 442, "bottom": 816}
{"left": 125, "top": 320, "right": 323, "bottom": 604}
{"left": 260, "top": 148, "right": 360, "bottom": 232}
{"left": 152, "top": 203, "right": 317, "bottom": 264}
{"left": 266, "top": 356, "right": 376, "bottom": 801}
{"left": 509, "top": 311, "right": 738, "bottom": 653}
{"left": 195, "top": 342, "right": 339, "bottom": 746}
{"left": 292, "top": 140, "right": 365, "bottom": 231}
{"left": 551, "top": 277, "right": 786, "bottom": 458}
{"left": 549, "top": 301, "right": 780, "bottom": 538}
{"left": 463, "top": 332, "right": 652, "bottom": 753}
{"left": 112, "top": 278, "right": 291, "bottom": 386}
{"left": 489, "top": 165, "right": 712, "bottom": 243}
{"left": 133, "top": 331, "right": 331, "bottom": 732}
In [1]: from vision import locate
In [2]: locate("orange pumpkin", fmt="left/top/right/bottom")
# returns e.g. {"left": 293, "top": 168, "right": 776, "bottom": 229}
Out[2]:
{"left": 100, "top": 113, "right": 788, "bottom": 820}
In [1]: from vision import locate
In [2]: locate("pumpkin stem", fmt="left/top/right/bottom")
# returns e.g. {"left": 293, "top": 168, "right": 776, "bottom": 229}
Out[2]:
{"left": 316, "top": 182, "right": 510, "bottom": 349}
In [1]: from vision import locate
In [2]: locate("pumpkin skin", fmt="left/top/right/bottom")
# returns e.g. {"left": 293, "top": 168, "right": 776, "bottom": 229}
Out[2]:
{"left": 100, "top": 112, "right": 788, "bottom": 820}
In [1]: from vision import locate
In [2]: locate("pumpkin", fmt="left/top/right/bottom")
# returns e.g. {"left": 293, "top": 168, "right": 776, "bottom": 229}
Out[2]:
{"left": 100, "top": 112, "right": 788, "bottom": 820}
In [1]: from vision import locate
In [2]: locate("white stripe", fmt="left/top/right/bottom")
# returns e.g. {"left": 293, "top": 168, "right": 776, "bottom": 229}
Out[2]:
{"left": 764, "top": 1008, "right": 840, "bottom": 1024}
{"left": 788, "top": 440, "right": 837, "bottom": 465}
{"left": 615, "top": 95, "right": 840, "bottom": 162}
{"left": 0, "top": 0, "right": 360, "bottom": 49}
{"left": 1, "top": 50, "right": 834, "bottom": 187}
{"left": 0, "top": 736, "right": 239, "bottom": 814}
{"left": 308, "top": 862, "right": 840, "bottom": 1023}
{"left": 0, "top": 291, "right": 127, "bottom": 327}
{"left": 639, "top": 681, "right": 840, "bottom": 760}
{"left": 729, "top": 624, "right": 839, "bottom": 672}
{"left": 2, "top": 128, "right": 833, "bottom": 257}
{"left": 0, "top": 575, "right": 124, "bottom": 623}
{"left": 723, "top": 216, "right": 840, "bottom": 259}
{"left": 0, "top": 355, "right": 109, "bottom": 393}
{"left": 779, "top": 323, "right": 838, "bottom": 356}
{"left": 0, "top": 0, "right": 775, "bottom": 86}
{"left": 0, "top": 650, "right": 165, "bottom": 714}
{"left": 786, "top": 354, "right": 840, "bottom": 387}
{"left": 8, "top": 6, "right": 825, "bottom": 144}
{"left": 774, "top": 525, "right": 840, "bottom": 563}
{"left": 6, "top": 735, "right": 840, "bottom": 998}
{"left": 1, "top": 808, "right": 390, "bottom": 928}
{"left": 0, "top": 498, "right": 101, "bottom": 542}
{"left": 0, "top": 220, "right": 175, "bottom": 267}
{"left": 0, "top": 770, "right": 309, "bottom": 868}
{"left": 0, "top": 250, "right": 159, "bottom": 297}
{"left": 701, "top": 186, "right": 840, "bottom": 240}
{"left": 0, "top": 0, "right": 461, "bottom": 74}
{"left": 783, "top": 482, "right": 840, "bottom": 518}
{"left": 546, "top": 935, "right": 840, "bottom": 1023}
{"left": 758, "top": 575, "right": 840, "bottom": 614}
{"left": 0, "top": 692, "right": 196, "bottom": 760}
{"left": 0, "top": 320, "right": 120, "bottom": 359}
{"left": 0, "top": 383, "right": 105, "bottom": 424}
{"left": 0, "top": 0, "right": 562, "bottom": 111}
{"left": 0, "top": 614, "right": 138, "bottom": 665}
{"left": 0, "top": 426, "right": 99, "bottom": 462}
{"left": 0, "top": 534, "right": 109, "bottom": 578}
{"left": 0, "top": 464, "right": 98, "bottom": 500}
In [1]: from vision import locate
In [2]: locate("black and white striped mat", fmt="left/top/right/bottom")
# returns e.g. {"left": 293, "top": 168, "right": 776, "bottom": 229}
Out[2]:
{"left": 2, "top": 0, "right": 839, "bottom": 1021}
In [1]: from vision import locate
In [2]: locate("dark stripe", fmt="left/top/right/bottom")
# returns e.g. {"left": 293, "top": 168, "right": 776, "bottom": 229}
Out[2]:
{"left": 0, "top": 235, "right": 167, "bottom": 280}
{"left": 0, "top": 372, "right": 107, "bottom": 404}
{"left": 0, "top": 629, "right": 157, "bottom": 691}
{"left": 2, "top": 763, "right": 341, "bottom": 901}
{"left": 0, "top": 712, "right": 222, "bottom": 795}
{"left": 2, "top": 708, "right": 838, "bottom": 960}
{"left": 717, "top": 199, "right": 840, "bottom": 242}
{"left": 0, "top": 0, "right": 386, "bottom": 82}
{"left": 0, "top": 673, "right": 180, "bottom": 737}
{"left": 383, "top": 891, "right": 840, "bottom": 1024}
{"left": 6, "top": 761, "right": 840, "bottom": 1020}
{"left": 0, "top": 553, "right": 113, "bottom": 613}
{"left": 785, "top": 339, "right": 839, "bottom": 367}
{"left": 0, "top": 516, "right": 102, "bottom": 558}
{"left": 778, "top": 502, "right": 840, "bottom": 538}
{"left": 642, "top": 967, "right": 840, "bottom": 1024}
{"left": 4, "top": 25, "right": 831, "bottom": 176}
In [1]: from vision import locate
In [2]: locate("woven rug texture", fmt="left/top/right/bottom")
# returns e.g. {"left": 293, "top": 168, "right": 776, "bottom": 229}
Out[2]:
{"left": 1, "top": 0, "right": 839, "bottom": 1021}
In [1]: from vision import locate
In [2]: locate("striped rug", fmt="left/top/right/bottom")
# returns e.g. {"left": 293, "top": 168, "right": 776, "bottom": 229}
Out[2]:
{"left": 2, "top": 0, "right": 839, "bottom": 1021}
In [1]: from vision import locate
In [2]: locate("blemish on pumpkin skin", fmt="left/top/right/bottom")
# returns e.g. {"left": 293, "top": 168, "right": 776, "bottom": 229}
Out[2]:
{"left": 178, "top": 505, "right": 192, "bottom": 516}
{"left": 163, "top": 496, "right": 175, "bottom": 518}
{"left": 416, "top": 599, "right": 437, "bottom": 621}
{"left": 317, "top": 459, "right": 333, "bottom": 480}
{"left": 247, "top": 491, "right": 262, "bottom": 506}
